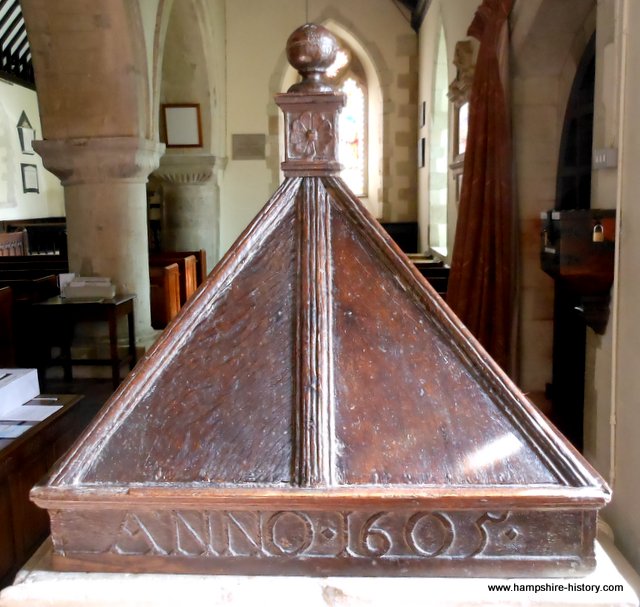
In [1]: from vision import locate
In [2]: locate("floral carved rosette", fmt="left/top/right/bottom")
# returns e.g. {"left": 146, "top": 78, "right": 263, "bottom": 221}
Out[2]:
{"left": 289, "top": 111, "right": 335, "bottom": 160}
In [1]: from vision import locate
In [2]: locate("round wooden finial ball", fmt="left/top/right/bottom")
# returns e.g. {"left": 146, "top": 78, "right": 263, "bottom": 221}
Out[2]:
{"left": 286, "top": 24, "right": 337, "bottom": 91}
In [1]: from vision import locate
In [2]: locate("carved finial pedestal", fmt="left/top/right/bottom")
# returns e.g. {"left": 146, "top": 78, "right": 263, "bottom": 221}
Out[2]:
{"left": 276, "top": 24, "right": 345, "bottom": 177}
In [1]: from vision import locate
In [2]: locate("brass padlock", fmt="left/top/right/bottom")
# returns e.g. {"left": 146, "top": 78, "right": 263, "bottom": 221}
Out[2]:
{"left": 593, "top": 223, "right": 604, "bottom": 243}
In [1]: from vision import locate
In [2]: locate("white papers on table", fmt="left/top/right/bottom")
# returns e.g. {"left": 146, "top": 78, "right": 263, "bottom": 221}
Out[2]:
{"left": 0, "top": 404, "right": 62, "bottom": 422}
{"left": 0, "top": 368, "right": 40, "bottom": 414}
{"left": 0, "top": 423, "right": 31, "bottom": 439}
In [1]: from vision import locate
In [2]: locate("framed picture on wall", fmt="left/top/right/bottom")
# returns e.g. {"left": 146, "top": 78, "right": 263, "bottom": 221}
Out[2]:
{"left": 21, "top": 163, "right": 39, "bottom": 193}
{"left": 162, "top": 103, "right": 203, "bottom": 148}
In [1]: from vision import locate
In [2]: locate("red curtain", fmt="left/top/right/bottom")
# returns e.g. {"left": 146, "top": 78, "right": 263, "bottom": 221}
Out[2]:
{"left": 447, "top": 0, "right": 515, "bottom": 374}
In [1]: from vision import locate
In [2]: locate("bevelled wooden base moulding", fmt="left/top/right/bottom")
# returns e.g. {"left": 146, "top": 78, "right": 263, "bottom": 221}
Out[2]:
{"left": 43, "top": 501, "right": 598, "bottom": 577}
{"left": 31, "top": 23, "right": 610, "bottom": 578}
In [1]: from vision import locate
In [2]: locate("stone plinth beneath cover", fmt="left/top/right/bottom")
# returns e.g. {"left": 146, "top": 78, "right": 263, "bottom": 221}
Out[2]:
{"left": 0, "top": 536, "right": 637, "bottom": 607}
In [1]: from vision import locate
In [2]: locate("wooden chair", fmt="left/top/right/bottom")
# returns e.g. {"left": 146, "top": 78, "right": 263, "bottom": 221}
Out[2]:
{"left": 0, "top": 230, "right": 28, "bottom": 256}
{"left": 4, "top": 219, "right": 67, "bottom": 256}
{"left": 150, "top": 263, "right": 181, "bottom": 329}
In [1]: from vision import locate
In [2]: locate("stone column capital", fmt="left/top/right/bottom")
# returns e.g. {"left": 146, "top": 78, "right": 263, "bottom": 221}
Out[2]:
{"left": 33, "top": 137, "right": 165, "bottom": 186}
{"left": 154, "top": 153, "right": 219, "bottom": 185}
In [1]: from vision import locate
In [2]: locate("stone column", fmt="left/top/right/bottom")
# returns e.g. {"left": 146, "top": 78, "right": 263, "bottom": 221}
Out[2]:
{"left": 153, "top": 154, "right": 220, "bottom": 264}
{"left": 34, "top": 137, "right": 164, "bottom": 346}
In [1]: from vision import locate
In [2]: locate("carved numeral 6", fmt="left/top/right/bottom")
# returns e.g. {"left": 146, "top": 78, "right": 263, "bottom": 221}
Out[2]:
{"left": 359, "top": 512, "right": 393, "bottom": 557}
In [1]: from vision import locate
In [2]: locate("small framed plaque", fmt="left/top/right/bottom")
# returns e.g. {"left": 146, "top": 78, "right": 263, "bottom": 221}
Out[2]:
{"left": 162, "top": 104, "right": 203, "bottom": 148}
{"left": 20, "top": 163, "right": 39, "bottom": 193}
{"left": 232, "top": 134, "right": 266, "bottom": 160}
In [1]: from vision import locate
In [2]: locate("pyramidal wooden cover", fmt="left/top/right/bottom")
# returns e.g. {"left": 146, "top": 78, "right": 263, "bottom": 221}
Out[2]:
{"left": 32, "top": 25, "right": 609, "bottom": 578}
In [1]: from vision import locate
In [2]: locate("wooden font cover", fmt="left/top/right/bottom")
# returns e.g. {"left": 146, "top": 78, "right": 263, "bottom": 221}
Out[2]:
{"left": 32, "top": 25, "right": 609, "bottom": 578}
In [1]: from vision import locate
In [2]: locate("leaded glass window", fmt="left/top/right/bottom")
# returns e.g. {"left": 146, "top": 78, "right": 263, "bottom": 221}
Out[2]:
{"left": 338, "top": 78, "right": 366, "bottom": 196}
{"left": 327, "top": 43, "right": 368, "bottom": 197}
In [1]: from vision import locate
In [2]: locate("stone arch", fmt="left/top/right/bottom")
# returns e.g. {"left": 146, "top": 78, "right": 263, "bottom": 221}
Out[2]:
{"left": 157, "top": 0, "right": 225, "bottom": 157}
{"left": 21, "top": 0, "right": 150, "bottom": 139}
{"left": 152, "top": 0, "right": 226, "bottom": 263}
{"left": 150, "top": 0, "right": 175, "bottom": 141}
{"left": 510, "top": 0, "right": 596, "bottom": 393}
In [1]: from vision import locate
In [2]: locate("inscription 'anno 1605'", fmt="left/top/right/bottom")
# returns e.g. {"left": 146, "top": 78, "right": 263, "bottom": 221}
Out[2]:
{"left": 103, "top": 510, "right": 524, "bottom": 560}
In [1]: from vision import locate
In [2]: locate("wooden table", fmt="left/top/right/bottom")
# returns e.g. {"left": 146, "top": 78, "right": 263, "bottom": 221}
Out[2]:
{"left": 0, "top": 394, "right": 84, "bottom": 589}
{"left": 31, "top": 295, "right": 136, "bottom": 388}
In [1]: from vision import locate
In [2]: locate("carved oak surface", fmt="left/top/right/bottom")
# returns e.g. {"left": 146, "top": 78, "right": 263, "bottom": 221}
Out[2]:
{"left": 31, "top": 23, "right": 609, "bottom": 578}
{"left": 50, "top": 508, "right": 596, "bottom": 576}
{"left": 57, "top": 179, "right": 590, "bottom": 490}
{"left": 32, "top": 175, "right": 608, "bottom": 576}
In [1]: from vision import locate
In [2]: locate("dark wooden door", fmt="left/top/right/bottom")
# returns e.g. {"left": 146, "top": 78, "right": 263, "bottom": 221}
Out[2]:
{"left": 551, "top": 34, "right": 595, "bottom": 449}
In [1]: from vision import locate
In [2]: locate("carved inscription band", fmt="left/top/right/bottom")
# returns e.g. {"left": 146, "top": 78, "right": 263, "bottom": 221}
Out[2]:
{"left": 52, "top": 509, "right": 589, "bottom": 563}
{"left": 109, "top": 510, "right": 500, "bottom": 559}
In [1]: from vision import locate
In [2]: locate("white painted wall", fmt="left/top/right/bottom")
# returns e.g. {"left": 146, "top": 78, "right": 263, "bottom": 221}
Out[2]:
{"left": 511, "top": 0, "right": 594, "bottom": 394}
{"left": 0, "top": 81, "right": 64, "bottom": 221}
{"left": 583, "top": 0, "right": 616, "bottom": 492}
{"left": 602, "top": 0, "right": 640, "bottom": 573}
{"left": 417, "top": 0, "right": 479, "bottom": 259}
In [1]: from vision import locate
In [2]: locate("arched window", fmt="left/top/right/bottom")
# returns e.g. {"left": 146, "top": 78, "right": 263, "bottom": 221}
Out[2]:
{"left": 326, "top": 42, "right": 368, "bottom": 197}
{"left": 428, "top": 27, "right": 449, "bottom": 257}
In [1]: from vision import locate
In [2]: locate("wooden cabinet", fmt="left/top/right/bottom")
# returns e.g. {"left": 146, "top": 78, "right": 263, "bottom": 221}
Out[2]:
{"left": 0, "top": 394, "right": 83, "bottom": 588}
{"left": 541, "top": 209, "right": 616, "bottom": 333}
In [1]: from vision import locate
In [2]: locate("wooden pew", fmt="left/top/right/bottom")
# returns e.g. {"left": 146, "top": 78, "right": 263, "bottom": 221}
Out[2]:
{"left": 0, "top": 275, "right": 59, "bottom": 303}
{"left": 149, "top": 250, "right": 207, "bottom": 285}
{"left": 149, "top": 253, "right": 197, "bottom": 306}
{"left": 150, "top": 263, "right": 181, "bottom": 329}
{"left": 182, "top": 249, "right": 207, "bottom": 284}
{"left": 0, "top": 286, "right": 14, "bottom": 366}
{"left": 0, "top": 269, "right": 68, "bottom": 281}
{"left": 0, "top": 254, "right": 69, "bottom": 277}
{"left": 0, "top": 394, "right": 84, "bottom": 588}
{"left": 410, "top": 258, "right": 450, "bottom": 299}
{"left": 0, "top": 230, "right": 28, "bottom": 256}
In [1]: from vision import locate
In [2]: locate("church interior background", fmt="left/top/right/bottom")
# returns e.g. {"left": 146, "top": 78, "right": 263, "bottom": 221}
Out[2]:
{"left": 0, "top": 0, "right": 639, "bottom": 587}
